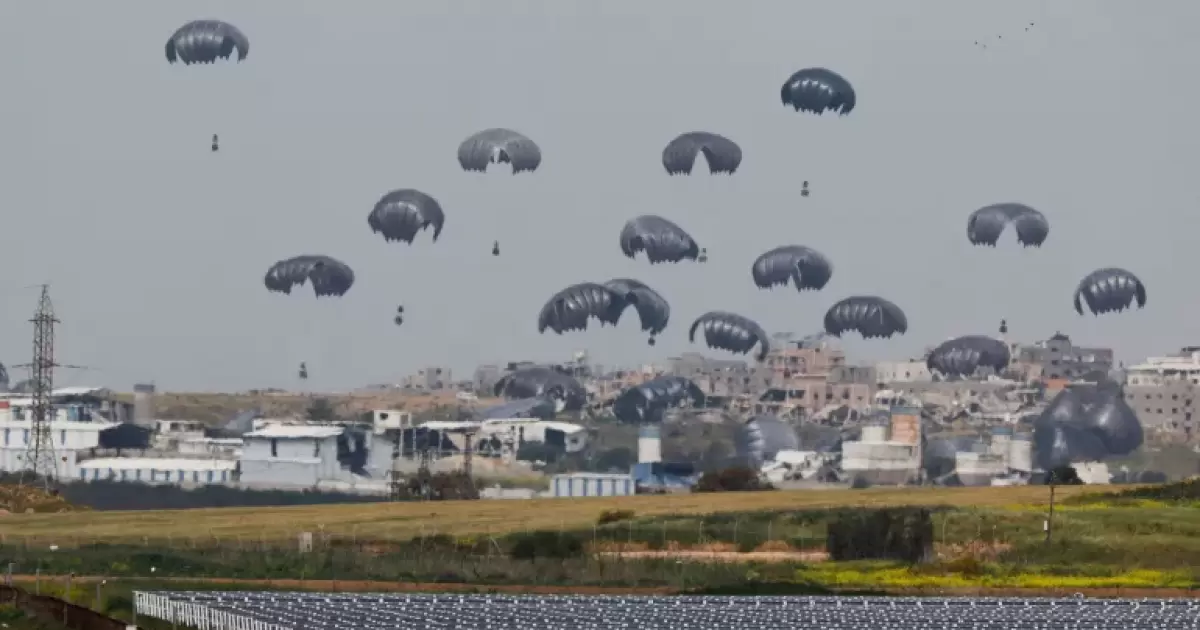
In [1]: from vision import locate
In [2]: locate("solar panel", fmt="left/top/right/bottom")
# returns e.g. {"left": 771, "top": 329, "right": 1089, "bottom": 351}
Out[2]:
{"left": 134, "top": 591, "right": 1200, "bottom": 629}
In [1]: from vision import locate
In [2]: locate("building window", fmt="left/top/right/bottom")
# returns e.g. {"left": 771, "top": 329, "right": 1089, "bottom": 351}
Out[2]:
{"left": 207, "top": 471, "right": 214, "bottom": 483}
{"left": 60, "top": 430, "right": 66, "bottom": 445}
{"left": 135, "top": 469, "right": 141, "bottom": 480}
{"left": 3, "top": 429, "right": 8, "bottom": 446}
{"left": 313, "top": 440, "right": 321, "bottom": 457}
{"left": 270, "top": 439, "right": 278, "bottom": 457}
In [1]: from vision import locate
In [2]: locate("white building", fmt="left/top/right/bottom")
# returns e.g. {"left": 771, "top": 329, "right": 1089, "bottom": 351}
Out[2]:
{"left": 0, "top": 387, "right": 119, "bottom": 479}
{"left": 76, "top": 457, "right": 237, "bottom": 486}
{"left": 239, "top": 424, "right": 351, "bottom": 489}
{"left": 550, "top": 472, "right": 634, "bottom": 498}
{"left": 841, "top": 423, "right": 919, "bottom": 485}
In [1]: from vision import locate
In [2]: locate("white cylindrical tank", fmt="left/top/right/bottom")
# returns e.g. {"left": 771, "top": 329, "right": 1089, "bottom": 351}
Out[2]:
{"left": 637, "top": 424, "right": 662, "bottom": 463}
{"left": 1009, "top": 434, "right": 1033, "bottom": 472}
{"left": 860, "top": 425, "right": 887, "bottom": 443}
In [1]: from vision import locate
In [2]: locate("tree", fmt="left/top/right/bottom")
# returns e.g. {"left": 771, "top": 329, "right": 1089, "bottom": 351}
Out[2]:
{"left": 305, "top": 397, "right": 336, "bottom": 422}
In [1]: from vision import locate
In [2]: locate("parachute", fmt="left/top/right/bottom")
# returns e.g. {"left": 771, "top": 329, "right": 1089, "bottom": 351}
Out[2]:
{"left": 662, "top": 132, "right": 742, "bottom": 175}
{"left": 967, "top": 203, "right": 1049, "bottom": 247}
{"left": 493, "top": 366, "right": 587, "bottom": 412}
{"left": 263, "top": 255, "right": 354, "bottom": 297}
{"left": 1074, "top": 268, "right": 1146, "bottom": 316}
{"left": 394, "top": 305, "right": 405, "bottom": 326}
{"left": 368, "top": 189, "right": 445, "bottom": 244}
{"left": 736, "top": 415, "right": 800, "bottom": 467}
{"left": 751, "top": 245, "right": 833, "bottom": 292}
{"left": 537, "top": 283, "right": 626, "bottom": 335}
{"left": 688, "top": 311, "right": 770, "bottom": 361}
{"left": 165, "top": 20, "right": 250, "bottom": 64}
{"left": 611, "top": 376, "right": 705, "bottom": 424}
{"left": 823, "top": 296, "right": 907, "bottom": 339}
{"left": 1033, "top": 385, "right": 1143, "bottom": 469}
{"left": 780, "top": 68, "right": 856, "bottom": 115}
{"left": 926, "top": 335, "right": 1010, "bottom": 377}
{"left": 619, "top": 215, "right": 701, "bottom": 264}
{"left": 457, "top": 129, "right": 542, "bottom": 174}
{"left": 603, "top": 279, "right": 670, "bottom": 344}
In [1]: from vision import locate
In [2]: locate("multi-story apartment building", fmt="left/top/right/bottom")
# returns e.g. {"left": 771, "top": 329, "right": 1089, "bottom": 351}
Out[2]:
{"left": 1011, "top": 332, "right": 1113, "bottom": 382}
{"left": 1123, "top": 347, "right": 1200, "bottom": 439}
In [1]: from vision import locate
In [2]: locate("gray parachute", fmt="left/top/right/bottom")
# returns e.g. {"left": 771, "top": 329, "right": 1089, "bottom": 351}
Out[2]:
{"left": 967, "top": 203, "right": 1049, "bottom": 247}
{"left": 1033, "top": 384, "right": 1143, "bottom": 469}
{"left": 736, "top": 415, "right": 800, "bottom": 467}
{"left": 264, "top": 255, "right": 354, "bottom": 297}
{"left": 603, "top": 279, "right": 670, "bottom": 343}
{"left": 537, "top": 283, "right": 626, "bottom": 335}
{"left": 165, "top": 20, "right": 250, "bottom": 64}
{"left": 457, "top": 129, "right": 541, "bottom": 174}
{"left": 751, "top": 245, "right": 833, "bottom": 292}
{"left": 493, "top": 366, "right": 587, "bottom": 412}
{"left": 926, "top": 335, "right": 1010, "bottom": 377}
{"left": 780, "top": 68, "right": 856, "bottom": 115}
{"left": 1074, "top": 268, "right": 1146, "bottom": 316}
{"left": 611, "top": 376, "right": 705, "bottom": 424}
{"left": 367, "top": 189, "right": 445, "bottom": 244}
{"left": 824, "top": 296, "right": 907, "bottom": 339}
{"left": 688, "top": 311, "right": 770, "bottom": 361}
{"left": 619, "top": 215, "right": 701, "bottom": 264}
{"left": 662, "top": 132, "right": 742, "bottom": 175}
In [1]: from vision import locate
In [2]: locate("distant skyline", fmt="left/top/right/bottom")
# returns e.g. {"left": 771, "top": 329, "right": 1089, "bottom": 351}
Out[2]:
{"left": 2, "top": 1, "right": 1197, "bottom": 392}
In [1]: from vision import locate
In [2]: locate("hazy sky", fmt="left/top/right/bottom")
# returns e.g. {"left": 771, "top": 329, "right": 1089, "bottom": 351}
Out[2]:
{"left": 2, "top": 1, "right": 1198, "bottom": 392}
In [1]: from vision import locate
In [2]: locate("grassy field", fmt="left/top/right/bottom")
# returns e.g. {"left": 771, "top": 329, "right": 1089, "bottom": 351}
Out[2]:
{"left": 0, "top": 485, "right": 1097, "bottom": 543}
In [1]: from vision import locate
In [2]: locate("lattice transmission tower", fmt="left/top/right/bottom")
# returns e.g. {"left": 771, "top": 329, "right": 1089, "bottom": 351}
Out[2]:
{"left": 19, "top": 285, "right": 60, "bottom": 486}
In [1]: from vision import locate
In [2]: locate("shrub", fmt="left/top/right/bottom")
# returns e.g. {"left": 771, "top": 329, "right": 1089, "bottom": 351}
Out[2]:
{"left": 693, "top": 466, "right": 774, "bottom": 492}
{"left": 507, "top": 530, "right": 585, "bottom": 560}
{"left": 596, "top": 509, "right": 636, "bottom": 525}
{"left": 826, "top": 507, "right": 934, "bottom": 564}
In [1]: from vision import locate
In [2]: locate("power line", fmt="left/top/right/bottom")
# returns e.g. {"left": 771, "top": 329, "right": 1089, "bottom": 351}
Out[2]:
{"left": 17, "top": 285, "right": 59, "bottom": 487}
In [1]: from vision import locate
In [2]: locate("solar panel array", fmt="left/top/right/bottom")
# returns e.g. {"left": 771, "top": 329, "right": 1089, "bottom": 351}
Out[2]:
{"left": 135, "top": 591, "right": 1200, "bottom": 629}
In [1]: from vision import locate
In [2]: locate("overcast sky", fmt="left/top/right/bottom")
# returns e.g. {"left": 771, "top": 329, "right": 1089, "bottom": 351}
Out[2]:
{"left": 1, "top": 1, "right": 1197, "bottom": 392}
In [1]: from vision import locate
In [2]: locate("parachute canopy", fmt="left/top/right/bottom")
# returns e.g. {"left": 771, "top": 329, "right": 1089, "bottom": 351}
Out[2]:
{"left": 662, "top": 132, "right": 742, "bottom": 175}
{"left": 619, "top": 215, "right": 701, "bottom": 264}
{"left": 926, "top": 335, "right": 1010, "bottom": 377}
{"left": 493, "top": 366, "right": 587, "bottom": 413}
{"left": 967, "top": 203, "right": 1049, "bottom": 247}
{"left": 780, "top": 68, "right": 856, "bottom": 115}
{"left": 688, "top": 311, "right": 770, "bottom": 361}
{"left": 612, "top": 376, "right": 704, "bottom": 424}
{"left": 264, "top": 255, "right": 354, "bottom": 297}
{"left": 603, "top": 278, "right": 670, "bottom": 337}
{"left": 1033, "top": 385, "right": 1143, "bottom": 469}
{"left": 165, "top": 20, "right": 250, "bottom": 64}
{"left": 537, "top": 283, "right": 625, "bottom": 335}
{"left": 751, "top": 245, "right": 833, "bottom": 292}
{"left": 736, "top": 415, "right": 800, "bottom": 467}
{"left": 368, "top": 189, "right": 445, "bottom": 244}
{"left": 824, "top": 296, "right": 907, "bottom": 339}
{"left": 1074, "top": 268, "right": 1146, "bottom": 316}
{"left": 457, "top": 128, "right": 541, "bottom": 174}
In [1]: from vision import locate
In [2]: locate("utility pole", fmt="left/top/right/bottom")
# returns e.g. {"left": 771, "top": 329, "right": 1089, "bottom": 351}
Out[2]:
{"left": 18, "top": 286, "right": 59, "bottom": 487}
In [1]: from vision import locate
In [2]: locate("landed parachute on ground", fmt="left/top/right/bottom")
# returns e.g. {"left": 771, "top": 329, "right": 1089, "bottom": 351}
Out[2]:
{"left": 1033, "top": 384, "right": 1142, "bottom": 469}
{"left": 612, "top": 376, "right": 705, "bottom": 424}
{"left": 967, "top": 203, "right": 1049, "bottom": 247}
{"left": 368, "top": 189, "right": 445, "bottom": 245}
{"left": 493, "top": 366, "right": 587, "bottom": 412}
{"left": 263, "top": 255, "right": 354, "bottom": 297}
{"left": 603, "top": 279, "right": 670, "bottom": 344}
{"left": 1074, "top": 268, "right": 1146, "bottom": 316}
{"left": 457, "top": 129, "right": 542, "bottom": 174}
{"left": 736, "top": 415, "right": 800, "bottom": 467}
{"left": 689, "top": 311, "right": 770, "bottom": 361}
{"left": 662, "top": 132, "right": 742, "bottom": 175}
{"left": 751, "top": 245, "right": 833, "bottom": 292}
{"left": 824, "top": 296, "right": 907, "bottom": 339}
{"left": 926, "top": 335, "right": 1010, "bottom": 377}
{"left": 537, "top": 283, "right": 626, "bottom": 335}
{"left": 619, "top": 215, "right": 701, "bottom": 264}
{"left": 780, "top": 68, "right": 856, "bottom": 115}
{"left": 166, "top": 20, "right": 250, "bottom": 64}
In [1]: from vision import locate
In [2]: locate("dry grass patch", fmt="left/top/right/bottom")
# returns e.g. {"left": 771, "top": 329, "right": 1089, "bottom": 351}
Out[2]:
{"left": 0, "top": 485, "right": 1096, "bottom": 545}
